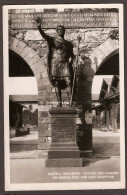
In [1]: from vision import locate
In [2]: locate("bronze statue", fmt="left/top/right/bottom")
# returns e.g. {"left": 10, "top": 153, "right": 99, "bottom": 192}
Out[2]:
{"left": 35, "top": 17, "right": 74, "bottom": 107}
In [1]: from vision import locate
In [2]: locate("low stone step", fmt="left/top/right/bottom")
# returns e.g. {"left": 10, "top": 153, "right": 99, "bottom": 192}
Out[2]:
{"left": 46, "top": 158, "right": 82, "bottom": 167}
{"left": 48, "top": 150, "right": 80, "bottom": 159}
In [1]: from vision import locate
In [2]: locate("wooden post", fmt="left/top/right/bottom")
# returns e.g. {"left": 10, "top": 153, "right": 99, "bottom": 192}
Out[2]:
{"left": 112, "top": 103, "right": 117, "bottom": 132}
{"left": 106, "top": 108, "right": 110, "bottom": 131}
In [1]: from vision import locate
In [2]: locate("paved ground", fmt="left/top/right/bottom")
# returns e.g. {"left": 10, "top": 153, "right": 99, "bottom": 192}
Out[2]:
{"left": 92, "top": 130, "right": 120, "bottom": 156}
{"left": 10, "top": 129, "right": 120, "bottom": 183}
{"left": 10, "top": 157, "right": 120, "bottom": 183}
{"left": 10, "top": 129, "right": 120, "bottom": 157}
{"left": 10, "top": 130, "right": 38, "bottom": 142}
{"left": 93, "top": 129, "right": 120, "bottom": 137}
{"left": 10, "top": 131, "right": 38, "bottom": 152}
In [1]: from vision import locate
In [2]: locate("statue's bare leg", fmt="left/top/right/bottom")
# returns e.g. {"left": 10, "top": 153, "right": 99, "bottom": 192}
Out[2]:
{"left": 55, "top": 81, "right": 62, "bottom": 107}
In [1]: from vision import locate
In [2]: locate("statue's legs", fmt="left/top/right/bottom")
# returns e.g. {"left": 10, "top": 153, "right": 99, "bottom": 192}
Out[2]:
{"left": 55, "top": 78, "right": 72, "bottom": 107}
{"left": 55, "top": 81, "right": 62, "bottom": 107}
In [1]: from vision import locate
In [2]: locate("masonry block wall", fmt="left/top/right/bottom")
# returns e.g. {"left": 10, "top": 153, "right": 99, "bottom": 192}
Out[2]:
{"left": 9, "top": 9, "right": 119, "bottom": 154}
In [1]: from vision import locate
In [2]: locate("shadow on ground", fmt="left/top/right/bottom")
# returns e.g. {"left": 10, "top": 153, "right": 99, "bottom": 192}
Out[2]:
{"left": 82, "top": 156, "right": 110, "bottom": 167}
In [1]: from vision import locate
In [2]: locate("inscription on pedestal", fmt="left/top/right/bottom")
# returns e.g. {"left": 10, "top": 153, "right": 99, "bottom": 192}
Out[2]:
{"left": 52, "top": 125, "right": 75, "bottom": 142}
{"left": 52, "top": 118, "right": 74, "bottom": 124}
{"left": 52, "top": 119, "right": 75, "bottom": 143}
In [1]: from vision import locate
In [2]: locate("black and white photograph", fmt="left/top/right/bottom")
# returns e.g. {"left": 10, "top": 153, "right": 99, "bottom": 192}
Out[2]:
{"left": 3, "top": 3, "right": 125, "bottom": 190}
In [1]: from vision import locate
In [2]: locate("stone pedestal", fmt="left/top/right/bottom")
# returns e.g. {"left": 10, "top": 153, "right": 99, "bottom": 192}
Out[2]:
{"left": 46, "top": 107, "right": 82, "bottom": 167}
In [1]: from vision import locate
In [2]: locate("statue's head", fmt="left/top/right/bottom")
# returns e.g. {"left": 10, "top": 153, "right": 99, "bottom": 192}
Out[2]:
{"left": 56, "top": 25, "right": 65, "bottom": 36}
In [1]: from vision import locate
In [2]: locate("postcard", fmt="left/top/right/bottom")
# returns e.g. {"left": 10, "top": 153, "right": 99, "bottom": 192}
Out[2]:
{"left": 3, "top": 3, "right": 125, "bottom": 191}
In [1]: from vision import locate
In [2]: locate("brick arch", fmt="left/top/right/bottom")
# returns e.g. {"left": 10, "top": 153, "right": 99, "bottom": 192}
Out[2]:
{"left": 9, "top": 36, "right": 49, "bottom": 85}
{"left": 89, "top": 37, "right": 119, "bottom": 74}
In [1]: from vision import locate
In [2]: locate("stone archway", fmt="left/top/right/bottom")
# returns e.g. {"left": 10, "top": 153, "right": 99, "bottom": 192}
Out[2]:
{"left": 89, "top": 37, "right": 119, "bottom": 73}
{"left": 96, "top": 49, "right": 119, "bottom": 75}
{"left": 9, "top": 36, "right": 49, "bottom": 81}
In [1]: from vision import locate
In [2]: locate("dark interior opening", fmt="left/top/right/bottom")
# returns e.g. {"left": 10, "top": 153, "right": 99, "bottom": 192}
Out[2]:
{"left": 9, "top": 50, "right": 34, "bottom": 77}
{"left": 96, "top": 53, "right": 119, "bottom": 75}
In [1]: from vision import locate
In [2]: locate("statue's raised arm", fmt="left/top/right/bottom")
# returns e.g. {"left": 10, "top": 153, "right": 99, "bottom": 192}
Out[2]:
{"left": 35, "top": 17, "right": 51, "bottom": 42}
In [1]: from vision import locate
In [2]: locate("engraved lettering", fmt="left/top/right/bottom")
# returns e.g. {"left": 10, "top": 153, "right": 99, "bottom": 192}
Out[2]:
{"left": 10, "top": 11, "right": 119, "bottom": 29}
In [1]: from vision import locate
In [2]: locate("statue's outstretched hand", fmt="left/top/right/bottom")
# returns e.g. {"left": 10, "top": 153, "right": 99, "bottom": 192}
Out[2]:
{"left": 35, "top": 17, "right": 42, "bottom": 27}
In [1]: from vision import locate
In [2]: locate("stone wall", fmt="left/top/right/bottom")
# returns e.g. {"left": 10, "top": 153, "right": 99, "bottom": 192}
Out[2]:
{"left": 9, "top": 9, "right": 119, "bottom": 154}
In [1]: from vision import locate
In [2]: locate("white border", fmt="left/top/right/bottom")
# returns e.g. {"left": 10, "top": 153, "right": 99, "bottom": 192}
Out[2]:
{"left": 3, "top": 4, "right": 125, "bottom": 191}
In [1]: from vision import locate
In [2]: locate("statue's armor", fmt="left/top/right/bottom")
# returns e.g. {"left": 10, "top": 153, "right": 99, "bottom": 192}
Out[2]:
{"left": 47, "top": 38, "right": 73, "bottom": 81}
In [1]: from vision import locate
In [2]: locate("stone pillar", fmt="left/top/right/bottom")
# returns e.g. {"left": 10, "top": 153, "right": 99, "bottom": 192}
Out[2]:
{"left": 38, "top": 105, "right": 51, "bottom": 150}
{"left": 46, "top": 107, "right": 82, "bottom": 167}
{"left": 37, "top": 74, "right": 57, "bottom": 150}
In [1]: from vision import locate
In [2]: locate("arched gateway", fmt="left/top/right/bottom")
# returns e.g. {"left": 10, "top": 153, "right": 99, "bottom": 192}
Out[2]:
{"left": 9, "top": 9, "right": 119, "bottom": 157}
